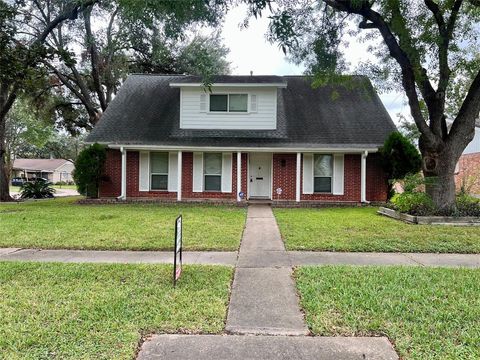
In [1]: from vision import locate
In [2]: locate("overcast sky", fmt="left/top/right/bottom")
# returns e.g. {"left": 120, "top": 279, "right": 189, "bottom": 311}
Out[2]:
{"left": 220, "top": 4, "right": 409, "bottom": 123}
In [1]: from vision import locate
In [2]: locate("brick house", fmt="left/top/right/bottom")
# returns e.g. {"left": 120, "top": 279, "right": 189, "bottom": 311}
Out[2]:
{"left": 86, "top": 75, "right": 396, "bottom": 204}
{"left": 455, "top": 121, "right": 480, "bottom": 195}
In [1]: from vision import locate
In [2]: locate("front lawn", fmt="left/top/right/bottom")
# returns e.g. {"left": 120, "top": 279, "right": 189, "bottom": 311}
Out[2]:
{"left": 0, "top": 197, "right": 245, "bottom": 251}
{"left": 274, "top": 207, "right": 480, "bottom": 253}
{"left": 296, "top": 266, "right": 480, "bottom": 360}
{"left": 0, "top": 262, "right": 232, "bottom": 359}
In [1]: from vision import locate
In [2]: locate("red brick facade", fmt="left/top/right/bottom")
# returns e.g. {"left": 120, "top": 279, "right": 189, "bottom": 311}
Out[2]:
{"left": 99, "top": 149, "right": 388, "bottom": 203}
{"left": 455, "top": 153, "right": 480, "bottom": 194}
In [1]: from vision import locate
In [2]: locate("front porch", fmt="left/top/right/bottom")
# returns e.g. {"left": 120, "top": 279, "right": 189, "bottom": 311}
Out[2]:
{"left": 100, "top": 148, "right": 387, "bottom": 204}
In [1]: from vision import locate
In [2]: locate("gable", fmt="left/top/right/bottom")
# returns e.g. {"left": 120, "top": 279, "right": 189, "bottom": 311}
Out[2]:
{"left": 86, "top": 74, "right": 396, "bottom": 149}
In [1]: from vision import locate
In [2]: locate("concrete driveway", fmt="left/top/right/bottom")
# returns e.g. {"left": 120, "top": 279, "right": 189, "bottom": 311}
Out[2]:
{"left": 9, "top": 187, "right": 79, "bottom": 199}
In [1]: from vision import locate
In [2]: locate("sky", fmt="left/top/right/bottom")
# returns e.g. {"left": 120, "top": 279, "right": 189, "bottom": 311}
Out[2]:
{"left": 220, "top": 4, "right": 409, "bottom": 123}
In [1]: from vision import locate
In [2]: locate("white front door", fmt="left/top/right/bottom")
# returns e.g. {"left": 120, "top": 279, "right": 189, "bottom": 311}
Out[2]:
{"left": 249, "top": 153, "right": 272, "bottom": 199}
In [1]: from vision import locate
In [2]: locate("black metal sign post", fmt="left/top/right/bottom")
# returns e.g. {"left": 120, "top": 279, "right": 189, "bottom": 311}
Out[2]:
{"left": 173, "top": 215, "right": 183, "bottom": 287}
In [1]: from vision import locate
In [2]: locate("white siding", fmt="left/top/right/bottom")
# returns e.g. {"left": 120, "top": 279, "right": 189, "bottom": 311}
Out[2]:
{"left": 180, "top": 87, "right": 277, "bottom": 130}
{"left": 463, "top": 127, "right": 480, "bottom": 155}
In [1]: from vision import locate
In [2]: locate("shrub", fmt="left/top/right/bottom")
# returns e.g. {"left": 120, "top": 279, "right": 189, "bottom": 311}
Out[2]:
{"left": 381, "top": 132, "right": 422, "bottom": 179}
{"left": 381, "top": 132, "right": 422, "bottom": 199}
{"left": 20, "top": 179, "right": 55, "bottom": 199}
{"left": 73, "top": 144, "right": 106, "bottom": 198}
{"left": 392, "top": 191, "right": 435, "bottom": 216}
{"left": 455, "top": 193, "right": 480, "bottom": 217}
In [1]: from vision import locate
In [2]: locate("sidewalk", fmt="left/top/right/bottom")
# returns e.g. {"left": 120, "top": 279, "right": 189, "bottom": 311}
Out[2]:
{"left": 1, "top": 247, "right": 479, "bottom": 268}
{"left": 137, "top": 205, "right": 399, "bottom": 359}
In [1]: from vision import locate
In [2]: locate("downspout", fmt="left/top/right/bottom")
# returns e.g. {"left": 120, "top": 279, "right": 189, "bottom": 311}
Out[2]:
{"left": 118, "top": 146, "right": 127, "bottom": 200}
{"left": 361, "top": 150, "right": 369, "bottom": 203}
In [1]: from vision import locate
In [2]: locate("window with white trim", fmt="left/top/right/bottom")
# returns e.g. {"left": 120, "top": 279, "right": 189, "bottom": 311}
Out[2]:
{"left": 314, "top": 154, "right": 333, "bottom": 193}
{"left": 209, "top": 94, "right": 248, "bottom": 112}
{"left": 204, "top": 153, "right": 222, "bottom": 191}
{"left": 150, "top": 152, "right": 168, "bottom": 190}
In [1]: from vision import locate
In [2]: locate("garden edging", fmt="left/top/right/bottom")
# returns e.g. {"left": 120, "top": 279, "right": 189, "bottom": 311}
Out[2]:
{"left": 378, "top": 206, "right": 480, "bottom": 226}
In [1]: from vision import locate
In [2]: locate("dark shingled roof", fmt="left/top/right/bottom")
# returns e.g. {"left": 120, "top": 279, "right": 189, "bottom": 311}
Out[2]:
{"left": 170, "top": 75, "right": 286, "bottom": 85}
{"left": 86, "top": 74, "right": 396, "bottom": 149}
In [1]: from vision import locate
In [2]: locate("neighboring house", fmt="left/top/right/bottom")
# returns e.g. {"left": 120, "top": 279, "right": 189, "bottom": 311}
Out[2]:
{"left": 455, "top": 120, "right": 480, "bottom": 194}
{"left": 12, "top": 159, "right": 75, "bottom": 183}
{"left": 86, "top": 74, "right": 396, "bottom": 204}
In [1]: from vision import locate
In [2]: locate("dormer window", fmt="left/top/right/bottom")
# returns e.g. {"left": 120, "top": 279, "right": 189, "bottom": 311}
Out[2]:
{"left": 210, "top": 94, "right": 248, "bottom": 112}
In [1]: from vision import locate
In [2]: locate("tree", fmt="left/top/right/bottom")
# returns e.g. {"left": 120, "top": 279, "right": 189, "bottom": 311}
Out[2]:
{"left": 73, "top": 143, "right": 106, "bottom": 198}
{"left": 34, "top": 0, "right": 227, "bottom": 131}
{"left": 0, "top": 0, "right": 99, "bottom": 202}
{"left": 247, "top": 0, "right": 480, "bottom": 211}
{"left": 381, "top": 131, "right": 422, "bottom": 198}
{"left": 0, "top": 0, "right": 227, "bottom": 201}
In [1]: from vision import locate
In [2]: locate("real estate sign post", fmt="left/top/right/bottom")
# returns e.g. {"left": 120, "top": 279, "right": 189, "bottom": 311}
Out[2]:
{"left": 173, "top": 215, "right": 183, "bottom": 287}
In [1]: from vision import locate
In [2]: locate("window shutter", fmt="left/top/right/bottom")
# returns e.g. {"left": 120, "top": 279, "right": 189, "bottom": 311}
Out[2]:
{"left": 168, "top": 152, "right": 178, "bottom": 192}
{"left": 332, "top": 154, "right": 345, "bottom": 195}
{"left": 192, "top": 152, "right": 203, "bottom": 192}
{"left": 139, "top": 151, "right": 150, "bottom": 191}
{"left": 221, "top": 152, "right": 232, "bottom": 193}
{"left": 302, "top": 153, "right": 314, "bottom": 194}
{"left": 250, "top": 94, "right": 258, "bottom": 112}
{"left": 200, "top": 94, "right": 207, "bottom": 112}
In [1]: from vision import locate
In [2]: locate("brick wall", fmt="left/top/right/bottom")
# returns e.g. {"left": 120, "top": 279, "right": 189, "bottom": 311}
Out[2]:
{"left": 455, "top": 153, "right": 480, "bottom": 194}
{"left": 366, "top": 153, "right": 389, "bottom": 202}
{"left": 99, "top": 149, "right": 121, "bottom": 197}
{"left": 100, "top": 149, "right": 389, "bottom": 202}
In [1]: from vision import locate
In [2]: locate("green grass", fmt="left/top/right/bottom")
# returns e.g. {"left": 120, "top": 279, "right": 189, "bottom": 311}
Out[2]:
{"left": 0, "top": 197, "right": 245, "bottom": 251}
{"left": 274, "top": 207, "right": 480, "bottom": 253}
{"left": 0, "top": 261, "right": 233, "bottom": 359}
{"left": 296, "top": 266, "right": 480, "bottom": 360}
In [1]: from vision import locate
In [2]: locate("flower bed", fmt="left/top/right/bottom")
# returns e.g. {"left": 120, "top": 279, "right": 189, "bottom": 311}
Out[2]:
{"left": 378, "top": 206, "right": 480, "bottom": 225}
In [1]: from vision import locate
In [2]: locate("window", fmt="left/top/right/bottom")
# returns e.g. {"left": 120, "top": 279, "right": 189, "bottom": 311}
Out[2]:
{"left": 314, "top": 154, "right": 333, "bottom": 193}
{"left": 150, "top": 152, "right": 168, "bottom": 190}
{"left": 209, "top": 94, "right": 248, "bottom": 112}
{"left": 204, "top": 153, "right": 222, "bottom": 191}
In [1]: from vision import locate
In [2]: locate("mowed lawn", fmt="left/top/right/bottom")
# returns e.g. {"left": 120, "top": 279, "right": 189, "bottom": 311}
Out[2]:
{"left": 274, "top": 207, "right": 480, "bottom": 253}
{"left": 0, "top": 262, "right": 233, "bottom": 359}
{"left": 0, "top": 197, "right": 245, "bottom": 251}
{"left": 296, "top": 266, "right": 480, "bottom": 360}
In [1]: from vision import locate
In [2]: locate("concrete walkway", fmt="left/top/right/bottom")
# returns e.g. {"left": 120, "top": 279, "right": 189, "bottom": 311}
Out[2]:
{"left": 138, "top": 335, "right": 398, "bottom": 360}
{"left": 0, "top": 248, "right": 236, "bottom": 265}
{"left": 226, "top": 205, "right": 307, "bottom": 335}
{"left": 138, "top": 205, "right": 398, "bottom": 359}
{"left": 1, "top": 247, "right": 479, "bottom": 268}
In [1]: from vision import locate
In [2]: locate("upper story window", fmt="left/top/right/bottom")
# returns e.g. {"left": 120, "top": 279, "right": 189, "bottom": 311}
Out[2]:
{"left": 314, "top": 154, "right": 333, "bottom": 193}
{"left": 150, "top": 152, "right": 168, "bottom": 190}
{"left": 209, "top": 94, "right": 248, "bottom": 112}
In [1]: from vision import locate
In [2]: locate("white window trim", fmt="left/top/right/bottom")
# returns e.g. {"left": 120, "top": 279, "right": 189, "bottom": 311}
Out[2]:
{"left": 203, "top": 152, "right": 223, "bottom": 192}
{"left": 208, "top": 93, "right": 250, "bottom": 114}
{"left": 313, "top": 154, "right": 333, "bottom": 194}
{"left": 150, "top": 152, "right": 169, "bottom": 191}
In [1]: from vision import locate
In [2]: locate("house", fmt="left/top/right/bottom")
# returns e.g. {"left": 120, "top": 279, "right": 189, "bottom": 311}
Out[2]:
{"left": 455, "top": 120, "right": 480, "bottom": 195}
{"left": 12, "top": 158, "right": 75, "bottom": 184}
{"left": 86, "top": 74, "right": 396, "bottom": 204}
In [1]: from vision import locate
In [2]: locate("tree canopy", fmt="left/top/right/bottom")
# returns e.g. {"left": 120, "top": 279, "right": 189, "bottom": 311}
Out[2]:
{"left": 246, "top": 0, "right": 480, "bottom": 210}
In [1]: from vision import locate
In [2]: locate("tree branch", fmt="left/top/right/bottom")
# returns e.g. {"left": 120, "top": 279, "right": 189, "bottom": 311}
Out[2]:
{"left": 84, "top": 5, "right": 107, "bottom": 111}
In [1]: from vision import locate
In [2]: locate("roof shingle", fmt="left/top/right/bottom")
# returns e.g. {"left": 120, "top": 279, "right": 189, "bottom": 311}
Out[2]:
{"left": 86, "top": 74, "right": 396, "bottom": 149}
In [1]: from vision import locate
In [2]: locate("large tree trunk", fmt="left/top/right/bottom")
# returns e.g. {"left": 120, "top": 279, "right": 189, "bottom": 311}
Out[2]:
{"left": 421, "top": 145, "right": 460, "bottom": 212}
{"left": 0, "top": 116, "right": 13, "bottom": 202}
